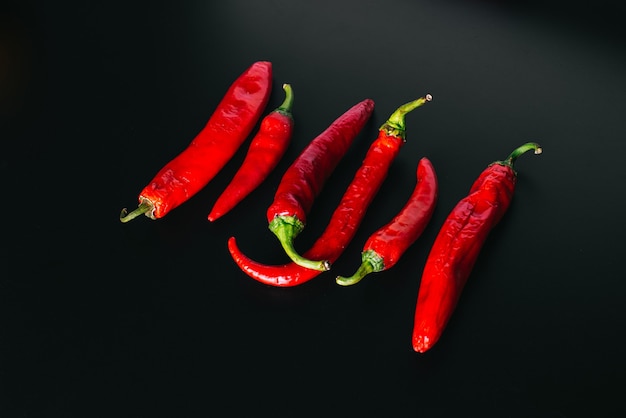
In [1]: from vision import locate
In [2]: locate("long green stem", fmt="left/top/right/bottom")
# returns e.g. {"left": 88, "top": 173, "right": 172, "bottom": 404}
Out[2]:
{"left": 277, "top": 83, "right": 294, "bottom": 114}
{"left": 506, "top": 142, "right": 543, "bottom": 165}
{"left": 119, "top": 200, "right": 154, "bottom": 223}
{"left": 380, "top": 94, "right": 432, "bottom": 139}
{"left": 268, "top": 216, "right": 330, "bottom": 271}
{"left": 496, "top": 142, "right": 543, "bottom": 172}
{"left": 336, "top": 249, "right": 385, "bottom": 286}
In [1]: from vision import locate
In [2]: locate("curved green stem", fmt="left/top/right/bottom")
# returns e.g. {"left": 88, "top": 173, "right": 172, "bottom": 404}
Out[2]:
{"left": 336, "top": 249, "right": 385, "bottom": 286}
{"left": 119, "top": 200, "right": 154, "bottom": 223}
{"left": 496, "top": 142, "right": 543, "bottom": 172}
{"left": 380, "top": 94, "right": 432, "bottom": 139}
{"left": 268, "top": 216, "right": 330, "bottom": 271}
{"left": 506, "top": 142, "right": 542, "bottom": 164}
{"left": 277, "top": 83, "right": 294, "bottom": 115}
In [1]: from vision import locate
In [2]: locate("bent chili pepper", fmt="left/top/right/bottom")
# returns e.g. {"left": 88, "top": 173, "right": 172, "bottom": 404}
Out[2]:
{"left": 265, "top": 98, "right": 375, "bottom": 271}
{"left": 336, "top": 157, "right": 438, "bottom": 286}
{"left": 208, "top": 83, "right": 295, "bottom": 222}
{"left": 120, "top": 61, "right": 272, "bottom": 222}
{"left": 412, "top": 142, "right": 542, "bottom": 353}
{"left": 228, "top": 95, "right": 432, "bottom": 287}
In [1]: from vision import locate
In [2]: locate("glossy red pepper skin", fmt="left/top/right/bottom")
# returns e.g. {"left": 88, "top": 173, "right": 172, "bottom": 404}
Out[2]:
{"left": 208, "top": 83, "right": 294, "bottom": 222}
{"left": 412, "top": 142, "right": 542, "bottom": 353}
{"left": 120, "top": 61, "right": 272, "bottom": 222}
{"left": 228, "top": 96, "right": 432, "bottom": 287}
{"left": 336, "top": 157, "right": 438, "bottom": 286}
{"left": 265, "top": 98, "right": 375, "bottom": 270}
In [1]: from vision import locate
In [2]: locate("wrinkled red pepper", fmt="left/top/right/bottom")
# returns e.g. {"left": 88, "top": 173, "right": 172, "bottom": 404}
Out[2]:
{"left": 265, "top": 98, "right": 375, "bottom": 270}
{"left": 412, "top": 142, "right": 542, "bottom": 353}
{"left": 120, "top": 61, "right": 272, "bottom": 222}
{"left": 208, "top": 83, "right": 295, "bottom": 222}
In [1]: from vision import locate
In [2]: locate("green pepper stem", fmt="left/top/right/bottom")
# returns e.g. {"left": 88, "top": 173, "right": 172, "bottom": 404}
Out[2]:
{"left": 268, "top": 216, "right": 330, "bottom": 271}
{"left": 502, "top": 142, "right": 543, "bottom": 169}
{"left": 380, "top": 94, "right": 432, "bottom": 139}
{"left": 277, "top": 83, "right": 294, "bottom": 115}
{"left": 119, "top": 200, "right": 154, "bottom": 223}
{"left": 335, "top": 249, "right": 385, "bottom": 286}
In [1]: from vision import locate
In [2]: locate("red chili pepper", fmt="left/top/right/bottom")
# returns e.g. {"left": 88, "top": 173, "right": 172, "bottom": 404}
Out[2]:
{"left": 120, "top": 61, "right": 273, "bottom": 222}
{"left": 265, "top": 98, "right": 375, "bottom": 271}
{"left": 208, "top": 83, "right": 295, "bottom": 222}
{"left": 412, "top": 142, "right": 542, "bottom": 353}
{"left": 335, "top": 156, "right": 438, "bottom": 286}
{"left": 228, "top": 95, "right": 432, "bottom": 287}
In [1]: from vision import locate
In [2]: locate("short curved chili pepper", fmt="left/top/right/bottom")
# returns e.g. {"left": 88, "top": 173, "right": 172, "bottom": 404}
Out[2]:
{"left": 120, "top": 61, "right": 273, "bottom": 222}
{"left": 228, "top": 95, "right": 432, "bottom": 287}
{"left": 336, "top": 156, "right": 438, "bottom": 286}
{"left": 265, "top": 98, "right": 375, "bottom": 271}
{"left": 208, "top": 83, "right": 295, "bottom": 222}
{"left": 412, "top": 142, "right": 542, "bottom": 353}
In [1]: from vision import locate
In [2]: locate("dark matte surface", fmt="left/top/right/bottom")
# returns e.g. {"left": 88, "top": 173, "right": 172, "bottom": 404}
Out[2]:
{"left": 2, "top": 1, "right": 625, "bottom": 416}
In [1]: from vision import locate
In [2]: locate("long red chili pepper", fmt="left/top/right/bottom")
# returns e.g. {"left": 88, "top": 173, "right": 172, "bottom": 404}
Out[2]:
{"left": 412, "top": 142, "right": 542, "bottom": 353}
{"left": 335, "top": 157, "right": 438, "bottom": 286}
{"left": 120, "top": 61, "right": 273, "bottom": 222}
{"left": 265, "top": 98, "right": 375, "bottom": 271}
{"left": 228, "top": 95, "right": 432, "bottom": 287}
{"left": 208, "top": 83, "right": 295, "bottom": 222}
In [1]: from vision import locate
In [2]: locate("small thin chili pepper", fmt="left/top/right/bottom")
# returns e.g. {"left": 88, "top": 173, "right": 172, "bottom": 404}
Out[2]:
{"left": 412, "top": 142, "right": 542, "bottom": 353}
{"left": 336, "top": 157, "right": 438, "bottom": 286}
{"left": 120, "top": 61, "right": 273, "bottom": 222}
{"left": 208, "top": 83, "right": 295, "bottom": 222}
{"left": 228, "top": 95, "right": 432, "bottom": 287}
{"left": 265, "top": 98, "right": 375, "bottom": 271}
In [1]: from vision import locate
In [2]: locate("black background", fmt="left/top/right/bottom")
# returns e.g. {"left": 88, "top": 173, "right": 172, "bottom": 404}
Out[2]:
{"left": 2, "top": 0, "right": 626, "bottom": 416}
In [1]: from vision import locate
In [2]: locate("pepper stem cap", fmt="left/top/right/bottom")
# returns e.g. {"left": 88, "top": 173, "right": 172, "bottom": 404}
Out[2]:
{"left": 268, "top": 216, "right": 331, "bottom": 271}
{"left": 493, "top": 142, "right": 543, "bottom": 172}
{"left": 120, "top": 199, "right": 155, "bottom": 223}
{"left": 276, "top": 83, "right": 294, "bottom": 115}
{"left": 380, "top": 94, "right": 432, "bottom": 140}
{"left": 335, "top": 249, "right": 385, "bottom": 286}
